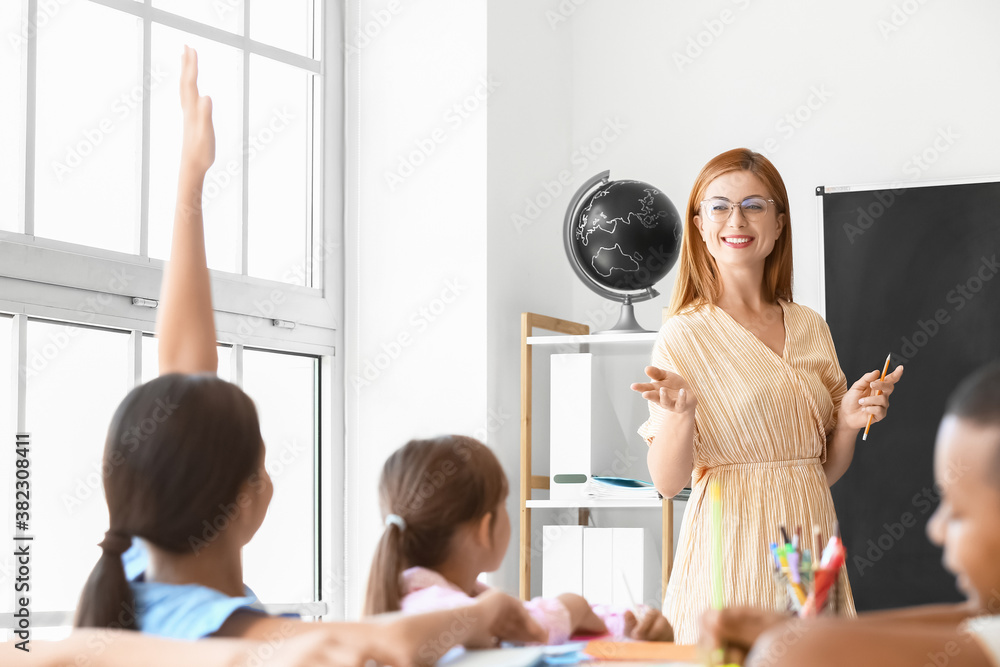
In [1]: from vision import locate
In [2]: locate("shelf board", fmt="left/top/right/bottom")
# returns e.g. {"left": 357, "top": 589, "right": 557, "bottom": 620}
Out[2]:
{"left": 526, "top": 494, "right": 687, "bottom": 509}
{"left": 527, "top": 332, "right": 658, "bottom": 346}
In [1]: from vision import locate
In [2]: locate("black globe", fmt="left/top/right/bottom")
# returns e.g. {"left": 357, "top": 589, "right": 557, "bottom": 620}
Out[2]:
{"left": 569, "top": 179, "right": 682, "bottom": 293}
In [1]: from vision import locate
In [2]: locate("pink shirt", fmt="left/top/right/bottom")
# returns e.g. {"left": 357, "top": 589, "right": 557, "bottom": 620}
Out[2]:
{"left": 399, "top": 567, "right": 626, "bottom": 645}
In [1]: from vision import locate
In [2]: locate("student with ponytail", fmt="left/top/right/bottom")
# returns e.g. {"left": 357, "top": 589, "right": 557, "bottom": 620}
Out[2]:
{"left": 72, "top": 46, "right": 545, "bottom": 664}
{"left": 364, "top": 436, "right": 675, "bottom": 644}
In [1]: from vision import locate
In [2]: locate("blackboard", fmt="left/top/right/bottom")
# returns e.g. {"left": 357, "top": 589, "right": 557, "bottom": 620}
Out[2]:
{"left": 820, "top": 178, "right": 1000, "bottom": 611}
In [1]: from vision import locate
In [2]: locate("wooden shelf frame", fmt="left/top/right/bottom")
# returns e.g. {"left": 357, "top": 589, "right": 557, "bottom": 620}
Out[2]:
{"left": 519, "top": 312, "right": 676, "bottom": 601}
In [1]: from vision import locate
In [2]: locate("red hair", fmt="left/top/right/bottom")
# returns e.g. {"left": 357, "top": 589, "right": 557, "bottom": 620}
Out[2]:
{"left": 667, "top": 148, "right": 793, "bottom": 317}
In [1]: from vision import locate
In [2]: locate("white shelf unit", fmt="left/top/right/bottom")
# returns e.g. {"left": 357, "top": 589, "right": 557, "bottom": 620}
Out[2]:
{"left": 519, "top": 312, "right": 684, "bottom": 602}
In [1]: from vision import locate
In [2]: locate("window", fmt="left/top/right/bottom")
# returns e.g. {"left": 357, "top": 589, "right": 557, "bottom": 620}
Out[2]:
{"left": 1, "top": 4, "right": 21, "bottom": 233}
{"left": 242, "top": 349, "right": 318, "bottom": 604}
{"left": 25, "top": 322, "right": 130, "bottom": 612}
{"left": 0, "top": 0, "right": 341, "bottom": 637}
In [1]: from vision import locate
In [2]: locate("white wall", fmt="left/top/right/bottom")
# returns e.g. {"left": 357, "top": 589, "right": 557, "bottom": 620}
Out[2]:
{"left": 346, "top": 0, "right": 1000, "bottom": 613}
{"left": 485, "top": 0, "right": 576, "bottom": 598}
{"left": 344, "top": 0, "right": 489, "bottom": 617}
{"left": 566, "top": 0, "right": 1000, "bottom": 317}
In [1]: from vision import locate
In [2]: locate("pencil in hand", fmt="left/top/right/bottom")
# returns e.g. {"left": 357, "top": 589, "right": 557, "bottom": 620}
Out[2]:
{"left": 862, "top": 353, "right": 892, "bottom": 441}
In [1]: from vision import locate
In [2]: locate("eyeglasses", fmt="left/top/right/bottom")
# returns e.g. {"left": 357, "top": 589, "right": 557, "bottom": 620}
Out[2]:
{"left": 699, "top": 196, "right": 776, "bottom": 223}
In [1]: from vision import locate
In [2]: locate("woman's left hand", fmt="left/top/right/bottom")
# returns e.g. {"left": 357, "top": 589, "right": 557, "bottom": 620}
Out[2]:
{"left": 839, "top": 365, "right": 904, "bottom": 431}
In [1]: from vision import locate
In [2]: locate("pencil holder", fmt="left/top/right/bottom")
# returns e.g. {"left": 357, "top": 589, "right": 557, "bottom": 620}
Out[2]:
{"left": 771, "top": 567, "right": 841, "bottom": 618}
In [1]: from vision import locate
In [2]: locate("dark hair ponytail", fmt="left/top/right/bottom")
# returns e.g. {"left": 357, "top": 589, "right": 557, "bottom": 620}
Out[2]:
{"left": 364, "top": 520, "right": 407, "bottom": 617}
{"left": 75, "top": 531, "right": 137, "bottom": 628}
{"left": 363, "top": 435, "right": 508, "bottom": 616}
{"left": 75, "top": 373, "right": 263, "bottom": 629}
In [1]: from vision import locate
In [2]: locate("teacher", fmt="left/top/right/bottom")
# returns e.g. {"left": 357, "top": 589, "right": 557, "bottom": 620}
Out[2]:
{"left": 632, "top": 148, "right": 904, "bottom": 643}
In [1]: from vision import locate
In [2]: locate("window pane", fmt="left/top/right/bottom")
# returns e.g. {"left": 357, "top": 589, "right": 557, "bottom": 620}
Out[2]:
{"left": 140, "top": 335, "right": 232, "bottom": 383}
{"left": 251, "top": 0, "right": 314, "bottom": 57}
{"left": 149, "top": 26, "right": 242, "bottom": 273}
{"left": 24, "top": 322, "right": 130, "bottom": 611}
{"left": 0, "top": 316, "right": 13, "bottom": 613}
{"left": 0, "top": 3, "right": 21, "bottom": 232}
{"left": 248, "top": 56, "right": 312, "bottom": 285}
{"left": 154, "top": 0, "right": 243, "bottom": 35}
{"left": 241, "top": 349, "right": 316, "bottom": 603}
{"left": 34, "top": 2, "right": 142, "bottom": 253}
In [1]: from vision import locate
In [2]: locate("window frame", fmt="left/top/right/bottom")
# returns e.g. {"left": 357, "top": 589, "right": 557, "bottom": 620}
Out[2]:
{"left": 0, "top": 0, "right": 345, "bottom": 631}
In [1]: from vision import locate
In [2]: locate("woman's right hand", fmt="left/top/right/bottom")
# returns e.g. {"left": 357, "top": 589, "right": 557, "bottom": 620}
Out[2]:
{"left": 631, "top": 366, "right": 697, "bottom": 415}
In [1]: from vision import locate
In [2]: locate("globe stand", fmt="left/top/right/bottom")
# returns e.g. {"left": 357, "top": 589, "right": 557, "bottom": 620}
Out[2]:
{"left": 596, "top": 294, "right": 651, "bottom": 335}
{"left": 564, "top": 170, "right": 670, "bottom": 335}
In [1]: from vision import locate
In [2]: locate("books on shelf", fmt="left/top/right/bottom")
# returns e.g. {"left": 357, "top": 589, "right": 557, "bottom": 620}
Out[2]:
{"left": 585, "top": 475, "right": 661, "bottom": 500}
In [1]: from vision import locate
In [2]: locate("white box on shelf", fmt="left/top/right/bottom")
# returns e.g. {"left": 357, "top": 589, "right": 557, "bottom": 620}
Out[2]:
{"left": 583, "top": 527, "right": 614, "bottom": 605}
{"left": 612, "top": 527, "right": 644, "bottom": 608}
{"left": 541, "top": 525, "right": 584, "bottom": 598}
{"left": 550, "top": 353, "right": 593, "bottom": 500}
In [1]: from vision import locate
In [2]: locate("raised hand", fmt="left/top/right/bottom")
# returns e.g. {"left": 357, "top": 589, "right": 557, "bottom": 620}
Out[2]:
{"left": 156, "top": 45, "right": 219, "bottom": 375}
{"left": 631, "top": 365, "right": 698, "bottom": 415}
{"left": 838, "top": 365, "right": 905, "bottom": 431}
{"left": 179, "top": 45, "right": 215, "bottom": 178}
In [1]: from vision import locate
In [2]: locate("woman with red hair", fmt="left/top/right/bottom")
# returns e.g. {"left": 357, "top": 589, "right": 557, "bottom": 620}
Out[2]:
{"left": 632, "top": 148, "right": 904, "bottom": 642}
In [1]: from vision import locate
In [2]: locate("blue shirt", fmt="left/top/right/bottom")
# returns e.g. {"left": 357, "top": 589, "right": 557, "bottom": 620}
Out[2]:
{"left": 122, "top": 538, "right": 269, "bottom": 640}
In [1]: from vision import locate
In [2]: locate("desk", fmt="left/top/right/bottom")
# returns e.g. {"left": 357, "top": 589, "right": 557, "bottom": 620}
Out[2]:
{"left": 438, "top": 642, "right": 699, "bottom": 667}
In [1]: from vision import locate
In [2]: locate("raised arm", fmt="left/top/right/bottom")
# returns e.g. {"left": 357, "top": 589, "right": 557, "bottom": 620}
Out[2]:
{"left": 156, "top": 45, "right": 218, "bottom": 376}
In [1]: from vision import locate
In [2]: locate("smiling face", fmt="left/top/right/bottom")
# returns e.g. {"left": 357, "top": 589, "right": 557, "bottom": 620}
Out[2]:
{"left": 694, "top": 170, "right": 786, "bottom": 274}
{"left": 926, "top": 415, "right": 1000, "bottom": 609}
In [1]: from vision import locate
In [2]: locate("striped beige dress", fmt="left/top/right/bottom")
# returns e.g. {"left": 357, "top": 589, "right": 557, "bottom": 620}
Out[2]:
{"left": 639, "top": 299, "right": 856, "bottom": 644}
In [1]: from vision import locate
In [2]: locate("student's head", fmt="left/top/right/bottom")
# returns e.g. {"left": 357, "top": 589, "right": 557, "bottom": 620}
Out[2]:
{"left": 363, "top": 435, "right": 509, "bottom": 616}
{"left": 75, "top": 373, "right": 272, "bottom": 629}
{"left": 669, "top": 148, "right": 791, "bottom": 316}
{"left": 927, "top": 361, "right": 1000, "bottom": 610}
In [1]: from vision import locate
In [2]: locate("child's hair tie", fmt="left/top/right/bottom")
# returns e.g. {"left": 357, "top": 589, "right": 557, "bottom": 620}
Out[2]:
{"left": 384, "top": 513, "right": 407, "bottom": 532}
{"left": 99, "top": 529, "right": 132, "bottom": 555}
